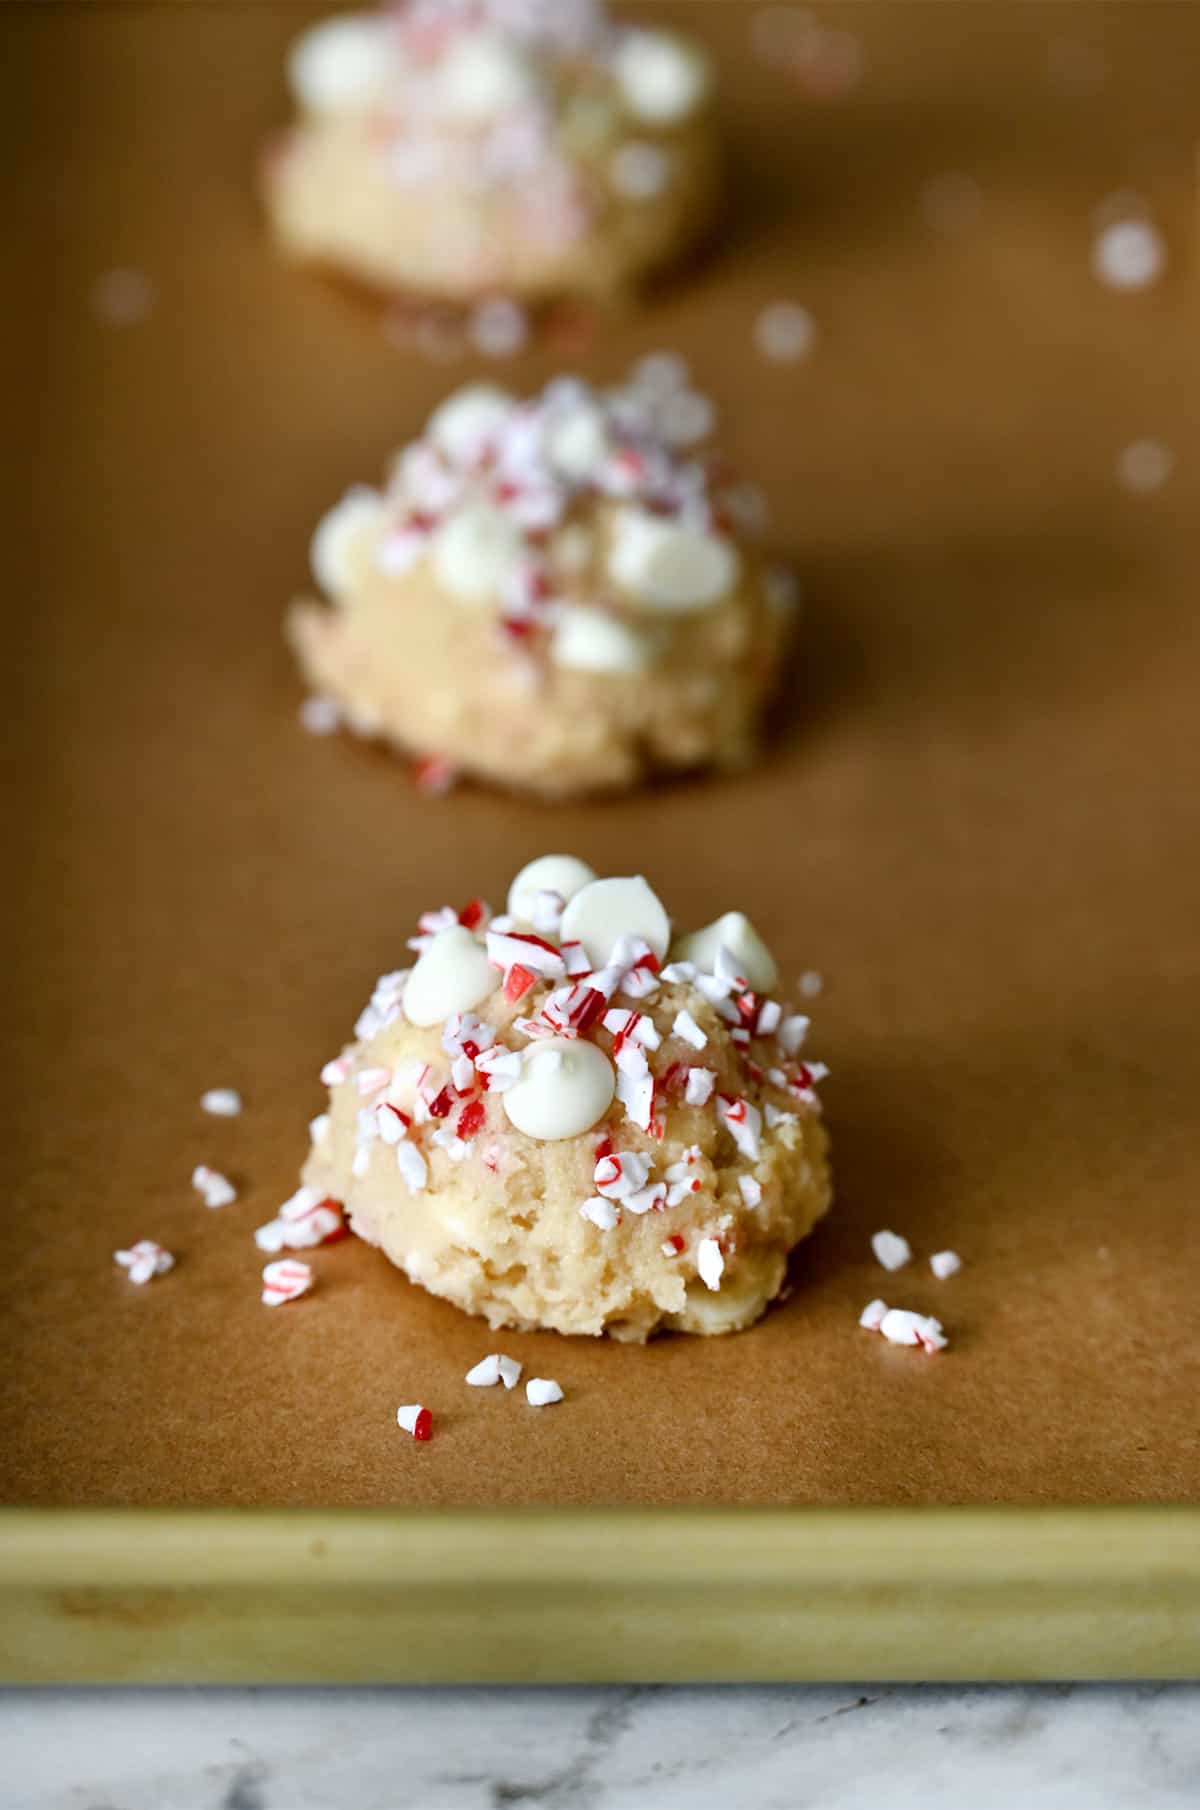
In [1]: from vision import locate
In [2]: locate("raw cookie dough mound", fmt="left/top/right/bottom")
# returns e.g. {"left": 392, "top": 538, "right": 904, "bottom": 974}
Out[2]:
{"left": 288, "top": 368, "right": 796, "bottom": 797}
{"left": 262, "top": 0, "right": 720, "bottom": 302}
{"left": 302, "top": 858, "right": 832, "bottom": 1339}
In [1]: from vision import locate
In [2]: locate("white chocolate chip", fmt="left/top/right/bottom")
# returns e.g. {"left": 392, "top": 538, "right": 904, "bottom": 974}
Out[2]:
{"left": 310, "top": 486, "right": 383, "bottom": 601}
{"left": 436, "top": 30, "right": 539, "bottom": 121}
{"left": 433, "top": 503, "right": 525, "bottom": 603}
{"left": 502, "top": 1038, "right": 615, "bottom": 1141}
{"left": 427, "top": 384, "right": 514, "bottom": 463}
{"left": 550, "top": 606, "right": 651, "bottom": 675}
{"left": 402, "top": 926, "right": 495, "bottom": 1028}
{"left": 507, "top": 855, "right": 597, "bottom": 924}
{"left": 614, "top": 28, "right": 710, "bottom": 123}
{"left": 287, "top": 14, "right": 395, "bottom": 115}
{"left": 545, "top": 404, "right": 611, "bottom": 480}
{"left": 608, "top": 506, "right": 739, "bottom": 611}
{"left": 560, "top": 875, "right": 671, "bottom": 969}
{"left": 670, "top": 912, "right": 778, "bottom": 991}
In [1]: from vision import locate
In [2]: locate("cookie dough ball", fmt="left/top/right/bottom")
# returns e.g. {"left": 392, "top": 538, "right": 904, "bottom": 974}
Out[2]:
{"left": 262, "top": 1, "right": 720, "bottom": 302}
{"left": 301, "top": 862, "right": 831, "bottom": 1340}
{"left": 288, "top": 369, "right": 796, "bottom": 796}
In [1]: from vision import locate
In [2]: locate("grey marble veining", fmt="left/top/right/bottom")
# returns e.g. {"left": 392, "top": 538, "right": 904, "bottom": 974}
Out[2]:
{"left": 2, "top": 1685, "right": 1199, "bottom": 1810}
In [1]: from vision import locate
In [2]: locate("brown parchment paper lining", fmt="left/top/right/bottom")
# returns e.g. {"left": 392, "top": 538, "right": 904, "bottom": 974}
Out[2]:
{"left": 3, "top": 1, "right": 1199, "bottom": 1509}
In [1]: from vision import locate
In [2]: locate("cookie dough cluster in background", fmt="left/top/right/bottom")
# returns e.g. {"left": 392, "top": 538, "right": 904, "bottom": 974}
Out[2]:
{"left": 263, "top": 0, "right": 719, "bottom": 302}
{"left": 302, "top": 856, "right": 832, "bottom": 1341}
{"left": 290, "top": 365, "right": 797, "bottom": 795}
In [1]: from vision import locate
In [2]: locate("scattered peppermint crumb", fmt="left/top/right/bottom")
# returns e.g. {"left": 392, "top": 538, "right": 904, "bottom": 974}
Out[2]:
{"left": 685, "top": 1068, "right": 715, "bottom": 1106}
{"left": 672, "top": 1009, "right": 708, "bottom": 1050}
{"left": 260, "top": 1259, "right": 313, "bottom": 1306}
{"left": 878, "top": 1308, "right": 947, "bottom": 1353}
{"left": 1116, "top": 440, "right": 1173, "bottom": 494}
{"left": 466, "top": 1355, "right": 501, "bottom": 1387}
{"left": 525, "top": 1377, "right": 563, "bottom": 1407}
{"left": 200, "top": 1088, "right": 242, "bottom": 1117}
{"left": 697, "top": 1236, "right": 725, "bottom": 1291}
{"left": 114, "top": 1241, "right": 174, "bottom": 1285}
{"left": 191, "top": 1165, "right": 236, "bottom": 1209}
{"left": 859, "top": 1297, "right": 888, "bottom": 1331}
{"left": 91, "top": 266, "right": 154, "bottom": 327}
{"left": 496, "top": 1355, "right": 522, "bottom": 1389}
{"left": 299, "top": 694, "right": 342, "bottom": 735}
{"left": 1092, "top": 216, "right": 1165, "bottom": 291}
{"left": 580, "top": 1196, "right": 620, "bottom": 1230}
{"left": 798, "top": 970, "right": 823, "bottom": 998}
{"left": 397, "top": 1403, "right": 433, "bottom": 1439}
{"left": 412, "top": 753, "right": 459, "bottom": 795}
{"left": 930, "top": 1250, "right": 962, "bottom": 1280}
{"left": 871, "top": 1229, "right": 912, "bottom": 1272}
{"left": 754, "top": 301, "right": 815, "bottom": 363}
{"left": 737, "top": 1175, "right": 763, "bottom": 1208}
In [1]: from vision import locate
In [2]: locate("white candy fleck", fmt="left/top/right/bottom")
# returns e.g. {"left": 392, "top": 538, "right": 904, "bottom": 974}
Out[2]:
{"left": 859, "top": 1297, "right": 889, "bottom": 1331}
{"left": 1116, "top": 439, "right": 1173, "bottom": 494}
{"left": 465, "top": 1354, "right": 502, "bottom": 1387}
{"left": 685, "top": 1067, "right": 716, "bottom": 1106}
{"left": 114, "top": 1241, "right": 174, "bottom": 1285}
{"left": 930, "top": 1250, "right": 962, "bottom": 1280}
{"left": 200, "top": 1088, "right": 242, "bottom": 1117}
{"left": 879, "top": 1309, "right": 948, "bottom": 1353}
{"left": 871, "top": 1230, "right": 912, "bottom": 1272}
{"left": 396, "top": 1141, "right": 428, "bottom": 1194}
{"left": 580, "top": 1196, "right": 620, "bottom": 1230}
{"left": 191, "top": 1165, "right": 237, "bottom": 1209}
{"left": 737, "top": 1175, "right": 763, "bottom": 1209}
{"left": 526, "top": 1377, "right": 564, "bottom": 1407}
{"left": 1092, "top": 216, "right": 1165, "bottom": 291}
{"left": 672, "top": 1009, "right": 708, "bottom": 1050}
{"left": 299, "top": 694, "right": 342, "bottom": 735}
{"left": 754, "top": 301, "right": 816, "bottom": 363}
{"left": 696, "top": 1236, "right": 725, "bottom": 1291}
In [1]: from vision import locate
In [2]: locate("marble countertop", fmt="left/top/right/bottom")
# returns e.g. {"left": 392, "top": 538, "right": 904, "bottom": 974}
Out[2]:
{"left": 4, "top": 1684, "right": 1198, "bottom": 1809}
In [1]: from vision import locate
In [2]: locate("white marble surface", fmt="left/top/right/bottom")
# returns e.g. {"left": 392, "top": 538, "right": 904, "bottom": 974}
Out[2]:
{"left": 2, "top": 1685, "right": 1199, "bottom": 1809}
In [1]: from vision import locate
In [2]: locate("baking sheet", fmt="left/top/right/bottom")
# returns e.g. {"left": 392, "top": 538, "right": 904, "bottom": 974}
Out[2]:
{"left": 4, "top": 0, "right": 1200, "bottom": 1517}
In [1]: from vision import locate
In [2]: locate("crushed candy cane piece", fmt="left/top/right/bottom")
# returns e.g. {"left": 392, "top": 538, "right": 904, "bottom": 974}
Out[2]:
{"left": 1092, "top": 215, "right": 1165, "bottom": 291}
{"left": 114, "top": 1241, "right": 174, "bottom": 1285}
{"left": 871, "top": 1230, "right": 912, "bottom": 1272}
{"left": 755, "top": 301, "right": 815, "bottom": 362}
{"left": 737, "top": 1175, "right": 763, "bottom": 1208}
{"left": 396, "top": 1141, "right": 429, "bottom": 1193}
{"left": 413, "top": 754, "right": 458, "bottom": 795}
{"left": 696, "top": 1236, "right": 724, "bottom": 1291}
{"left": 525, "top": 1377, "right": 564, "bottom": 1407}
{"left": 356, "top": 1065, "right": 392, "bottom": 1097}
{"left": 256, "top": 1189, "right": 346, "bottom": 1252}
{"left": 717, "top": 1095, "right": 762, "bottom": 1161}
{"left": 261, "top": 1259, "right": 313, "bottom": 1306}
{"left": 200, "top": 1087, "right": 242, "bottom": 1117}
{"left": 662, "top": 1233, "right": 686, "bottom": 1256}
{"left": 878, "top": 1309, "right": 947, "bottom": 1353}
{"left": 930, "top": 1250, "right": 962, "bottom": 1280}
{"left": 309, "top": 1112, "right": 330, "bottom": 1146}
{"left": 685, "top": 1067, "right": 715, "bottom": 1106}
{"left": 799, "top": 970, "right": 823, "bottom": 997}
{"left": 474, "top": 1044, "right": 523, "bottom": 1090}
{"left": 580, "top": 1196, "right": 620, "bottom": 1230}
{"left": 672, "top": 1008, "right": 707, "bottom": 1050}
{"left": 191, "top": 1165, "right": 236, "bottom": 1209}
{"left": 466, "top": 1354, "right": 501, "bottom": 1386}
{"left": 321, "top": 1056, "right": 351, "bottom": 1087}
{"left": 299, "top": 694, "right": 342, "bottom": 735}
{"left": 594, "top": 1149, "right": 652, "bottom": 1198}
{"left": 396, "top": 1403, "right": 433, "bottom": 1440}
{"left": 859, "top": 1297, "right": 889, "bottom": 1331}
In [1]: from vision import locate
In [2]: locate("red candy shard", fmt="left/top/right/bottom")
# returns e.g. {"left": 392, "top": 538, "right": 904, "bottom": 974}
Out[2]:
{"left": 427, "top": 1086, "right": 455, "bottom": 1120}
{"left": 594, "top": 1134, "right": 614, "bottom": 1160}
{"left": 413, "top": 1407, "right": 433, "bottom": 1441}
{"left": 665, "top": 1233, "right": 685, "bottom": 1253}
{"left": 458, "top": 897, "right": 488, "bottom": 930}
{"left": 458, "top": 1099, "right": 486, "bottom": 1139}
{"left": 504, "top": 963, "right": 536, "bottom": 1002}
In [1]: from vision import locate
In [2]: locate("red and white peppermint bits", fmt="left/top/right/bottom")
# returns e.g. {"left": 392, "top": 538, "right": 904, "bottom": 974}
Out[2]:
{"left": 114, "top": 1241, "right": 174, "bottom": 1285}
{"left": 860, "top": 1300, "right": 948, "bottom": 1353}
{"left": 397, "top": 1403, "right": 434, "bottom": 1440}
{"left": 255, "top": 1188, "right": 347, "bottom": 1253}
{"left": 696, "top": 1236, "right": 725, "bottom": 1292}
{"left": 261, "top": 1259, "right": 314, "bottom": 1307}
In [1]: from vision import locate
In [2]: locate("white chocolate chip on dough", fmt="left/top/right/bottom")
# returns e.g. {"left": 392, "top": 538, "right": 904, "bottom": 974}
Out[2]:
{"left": 310, "top": 486, "right": 384, "bottom": 601}
{"left": 671, "top": 911, "right": 778, "bottom": 991}
{"left": 402, "top": 926, "right": 495, "bottom": 1027}
{"left": 507, "top": 855, "right": 597, "bottom": 924}
{"left": 287, "top": 14, "right": 396, "bottom": 115}
{"left": 560, "top": 875, "right": 671, "bottom": 969}
{"left": 614, "top": 29, "right": 710, "bottom": 124}
{"left": 550, "top": 606, "right": 651, "bottom": 675}
{"left": 433, "top": 503, "right": 525, "bottom": 603}
{"left": 608, "top": 506, "right": 739, "bottom": 611}
{"left": 502, "top": 1038, "right": 615, "bottom": 1140}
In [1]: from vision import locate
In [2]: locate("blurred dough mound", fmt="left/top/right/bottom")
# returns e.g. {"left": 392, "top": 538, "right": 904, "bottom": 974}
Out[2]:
{"left": 288, "top": 367, "right": 797, "bottom": 796}
{"left": 262, "top": 0, "right": 720, "bottom": 301}
{"left": 302, "top": 858, "right": 832, "bottom": 1340}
